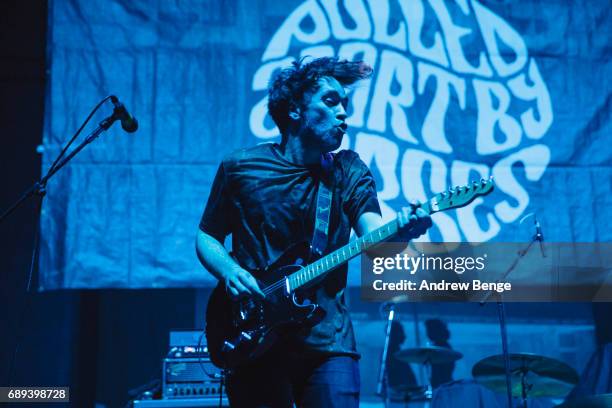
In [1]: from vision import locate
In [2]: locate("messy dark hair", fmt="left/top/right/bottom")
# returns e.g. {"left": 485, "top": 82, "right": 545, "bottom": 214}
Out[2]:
{"left": 267, "top": 57, "right": 373, "bottom": 135}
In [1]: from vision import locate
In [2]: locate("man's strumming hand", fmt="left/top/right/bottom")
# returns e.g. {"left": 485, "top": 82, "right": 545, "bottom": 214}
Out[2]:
{"left": 223, "top": 267, "right": 266, "bottom": 300}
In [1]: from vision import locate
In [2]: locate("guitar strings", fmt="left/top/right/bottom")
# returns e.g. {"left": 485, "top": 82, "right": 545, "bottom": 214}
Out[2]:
{"left": 257, "top": 225, "right": 390, "bottom": 297}
{"left": 241, "top": 189, "right": 487, "bottom": 304}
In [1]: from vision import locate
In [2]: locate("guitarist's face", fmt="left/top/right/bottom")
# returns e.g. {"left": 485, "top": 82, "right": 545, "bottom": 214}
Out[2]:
{"left": 299, "top": 76, "right": 349, "bottom": 152}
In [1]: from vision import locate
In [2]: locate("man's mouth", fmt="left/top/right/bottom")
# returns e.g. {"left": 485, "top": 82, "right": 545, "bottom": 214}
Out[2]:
{"left": 337, "top": 123, "right": 348, "bottom": 133}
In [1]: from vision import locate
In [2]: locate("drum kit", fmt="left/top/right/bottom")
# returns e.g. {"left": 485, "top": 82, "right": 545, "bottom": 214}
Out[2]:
{"left": 376, "top": 298, "right": 610, "bottom": 408}
{"left": 384, "top": 345, "right": 611, "bottom": 407}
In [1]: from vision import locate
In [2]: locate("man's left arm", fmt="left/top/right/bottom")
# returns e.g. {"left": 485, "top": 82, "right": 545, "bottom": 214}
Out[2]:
{"left": 355, "top": 205, "right": 432, "bottom": 239}
{"left": 342, "top": 151, "right": 432, "bottom": 240}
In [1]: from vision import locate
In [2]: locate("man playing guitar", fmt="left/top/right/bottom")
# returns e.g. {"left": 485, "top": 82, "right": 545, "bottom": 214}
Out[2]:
{"left": 196, "top": 57, "right": 432, "bottom": 407}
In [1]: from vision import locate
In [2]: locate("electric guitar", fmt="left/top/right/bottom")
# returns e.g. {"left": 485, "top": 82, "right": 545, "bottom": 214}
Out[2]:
{"left": 205, "top": 177, "right": 495, "bottom": 368}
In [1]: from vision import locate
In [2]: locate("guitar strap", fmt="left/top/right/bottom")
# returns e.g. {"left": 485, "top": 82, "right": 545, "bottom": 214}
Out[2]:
{"left": 311, "top": 153, "right": 334, "bottom": 257}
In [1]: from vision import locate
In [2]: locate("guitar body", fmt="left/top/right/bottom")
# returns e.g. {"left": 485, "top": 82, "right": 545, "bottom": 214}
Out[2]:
{"left": 205, "top": 242, "right": 326, "bottom": 369}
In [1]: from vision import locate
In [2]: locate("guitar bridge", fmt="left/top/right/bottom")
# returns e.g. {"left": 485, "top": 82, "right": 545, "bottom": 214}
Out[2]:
{"left": 235, "top": 299, "right": 264, "bottom": 328}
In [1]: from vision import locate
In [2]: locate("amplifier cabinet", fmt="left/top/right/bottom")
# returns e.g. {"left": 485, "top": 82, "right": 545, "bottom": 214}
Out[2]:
{"left": 162, "top": 358, "right": 223, "bottom": 400}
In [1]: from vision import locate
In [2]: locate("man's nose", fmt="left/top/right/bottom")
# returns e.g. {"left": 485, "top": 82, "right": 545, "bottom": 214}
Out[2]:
{"left": 336, "top": 105, "right": 347, "bottom": 122}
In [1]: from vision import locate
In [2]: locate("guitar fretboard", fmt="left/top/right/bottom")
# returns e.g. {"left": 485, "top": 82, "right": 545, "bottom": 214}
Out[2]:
{"left": 286, "top": 217, "right": 401, "bottom": 291}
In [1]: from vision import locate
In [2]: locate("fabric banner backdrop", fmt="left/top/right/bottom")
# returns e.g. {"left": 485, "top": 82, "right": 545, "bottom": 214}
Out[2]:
{"left": 39, "top": 0, "right": 611, "bottom": 290}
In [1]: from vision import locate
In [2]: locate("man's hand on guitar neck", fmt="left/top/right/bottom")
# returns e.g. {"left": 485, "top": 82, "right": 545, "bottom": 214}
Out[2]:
{"left": 355, "top": 202, "right": 432, "bottom": 241}
{"left": 397, "top": 201, "right": 432, "bottom": 241}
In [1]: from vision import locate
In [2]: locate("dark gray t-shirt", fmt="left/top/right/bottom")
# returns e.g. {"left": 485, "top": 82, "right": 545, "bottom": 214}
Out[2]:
{"left": 200, "top": 143, "right": 380, "bottom": 355}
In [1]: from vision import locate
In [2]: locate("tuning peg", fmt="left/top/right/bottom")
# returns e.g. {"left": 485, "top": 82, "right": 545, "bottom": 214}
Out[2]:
{"left": 455, "top": 186, "right": 461, "bottom": 193}
{"left": 441, "top": 191, "right": 447, "bottom": 198}
{"left": 480, "top": 178, "right": 486, "bottom": 185}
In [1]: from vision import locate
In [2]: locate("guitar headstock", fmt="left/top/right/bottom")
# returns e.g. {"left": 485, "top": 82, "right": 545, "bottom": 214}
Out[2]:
{"left": 429, "top": 177, "right": 495, "bottom": 213}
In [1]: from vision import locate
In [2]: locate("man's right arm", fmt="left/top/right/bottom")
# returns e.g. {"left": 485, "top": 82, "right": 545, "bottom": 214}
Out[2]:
{"left": 196, "top": 229, "right": 265, "bottom": 299}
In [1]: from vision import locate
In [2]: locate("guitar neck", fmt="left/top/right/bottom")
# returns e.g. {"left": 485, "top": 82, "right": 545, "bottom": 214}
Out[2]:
{"left": 286, "top": 202, "right": 436, "bottom": 292}
{"left": 284, "top": 174, "right": 496, "bottom": 292}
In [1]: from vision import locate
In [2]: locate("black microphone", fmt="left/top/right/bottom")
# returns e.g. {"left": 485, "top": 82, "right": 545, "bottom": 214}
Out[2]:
{"left": 110, "top": 95, "right": 138, "bottom": 133}
{"left": 534, "top": 217, "right": 546, "bottom": 258}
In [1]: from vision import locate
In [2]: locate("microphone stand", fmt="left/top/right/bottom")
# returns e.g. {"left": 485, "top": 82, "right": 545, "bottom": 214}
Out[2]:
{"left": 1, "top": 107, "right": 123, "bottom": 384}
{"left": 0, "top": 109, "right": 121, "bottom": 226}
{"left": 377, "top": 302, "right": 395, "bottom": 408}
{"left": 479, "top": 220, "right": 545, "bottom": 408}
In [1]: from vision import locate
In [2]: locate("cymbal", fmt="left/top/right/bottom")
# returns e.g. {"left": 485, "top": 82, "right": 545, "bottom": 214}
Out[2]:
{"left": 555, "top": 394, "right": 612, "bottom": 408}
{"left": 473, "top": 353, "right": 579, "bottom": 398}
{"left": 395, "top": 346, "right": 463, "bottom": 365}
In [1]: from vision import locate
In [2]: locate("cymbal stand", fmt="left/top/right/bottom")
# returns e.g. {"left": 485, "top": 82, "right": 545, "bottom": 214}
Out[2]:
{"left": 377, "top": 303, "right": 395, "bottom": 408}
{"left": 480, "top": 231, "right": 542, "bottom": 408}
{"left": 519, "top": 364, "right": 532, "bottom": 408}
{"left": 423, "top": 358, "right": 433, "bottom": 402}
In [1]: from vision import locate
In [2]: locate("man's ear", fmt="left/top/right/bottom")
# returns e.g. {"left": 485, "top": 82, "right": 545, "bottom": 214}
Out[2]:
{"left": 288, "top": 106, "right": 301, "bottom": 121}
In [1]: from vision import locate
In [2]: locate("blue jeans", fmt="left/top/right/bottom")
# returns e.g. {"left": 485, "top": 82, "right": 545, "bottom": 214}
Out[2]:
{"left": 226, "top": 348, "right": 360, "bottom": 408}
